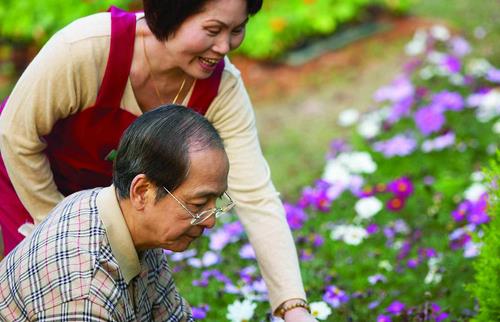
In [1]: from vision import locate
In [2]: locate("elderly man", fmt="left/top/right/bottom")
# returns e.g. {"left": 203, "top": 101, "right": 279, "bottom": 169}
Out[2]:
{"left": 0, "top": 105, "right": 231, "bottom": 321}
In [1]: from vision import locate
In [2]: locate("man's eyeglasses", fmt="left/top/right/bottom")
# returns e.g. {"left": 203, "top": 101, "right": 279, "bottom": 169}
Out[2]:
{"left": 163, "top": 187, "right": 235, "bottom": 225}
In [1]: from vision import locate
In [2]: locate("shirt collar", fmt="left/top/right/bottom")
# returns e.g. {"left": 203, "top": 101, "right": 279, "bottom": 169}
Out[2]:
{"left": 97, "top": 185, "right": 141, "bottom": 283}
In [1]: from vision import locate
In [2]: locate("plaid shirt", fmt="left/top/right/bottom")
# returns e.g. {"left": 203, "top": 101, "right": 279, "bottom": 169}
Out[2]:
{"left": 0, "top": 187, "right": 193, "bottom": 322}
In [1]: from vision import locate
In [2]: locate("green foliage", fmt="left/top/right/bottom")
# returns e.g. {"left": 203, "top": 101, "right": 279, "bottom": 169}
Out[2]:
{"left": 0, "top": 0, "right": 132, "bottom": 44}
{"left": 0, "top": 0, "right": 412, "bottom": 59}
{"left": 239, "top": 0, "right": 414, "bottom": 59}
{"left": 470, "top": 151, "right": 500, "bottom": 321}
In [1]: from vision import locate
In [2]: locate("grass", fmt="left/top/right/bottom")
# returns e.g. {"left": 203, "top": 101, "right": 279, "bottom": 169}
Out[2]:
{"left": 252, "top": 0, "right": 500, "bottom": 201}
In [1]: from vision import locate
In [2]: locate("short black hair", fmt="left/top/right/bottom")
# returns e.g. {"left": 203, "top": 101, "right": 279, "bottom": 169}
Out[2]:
{"left": 143, "top": 0, "right": 263, "bottom": 41}
{"left": 113, "top": 105, "right": 224, "bottom": 200}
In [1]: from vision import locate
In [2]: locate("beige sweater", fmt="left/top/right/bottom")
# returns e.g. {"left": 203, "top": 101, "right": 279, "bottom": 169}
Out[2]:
{"left": 0, "top": 12, "right": 305, "bottom": 311}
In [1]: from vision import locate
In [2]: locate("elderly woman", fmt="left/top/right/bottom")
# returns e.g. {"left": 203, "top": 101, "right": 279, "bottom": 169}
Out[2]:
{"left": 0, "top": 0, "right": 314, "bottom": 320}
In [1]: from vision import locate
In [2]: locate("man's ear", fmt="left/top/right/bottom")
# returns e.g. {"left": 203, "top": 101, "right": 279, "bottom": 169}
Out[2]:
{"left": 129, "top": 174, "right": 154, "bottom": 211}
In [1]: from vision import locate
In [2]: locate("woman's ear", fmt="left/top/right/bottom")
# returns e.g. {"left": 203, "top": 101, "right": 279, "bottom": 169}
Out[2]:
{"left": 129, "top": 174, "right": 153, "bottom": 211}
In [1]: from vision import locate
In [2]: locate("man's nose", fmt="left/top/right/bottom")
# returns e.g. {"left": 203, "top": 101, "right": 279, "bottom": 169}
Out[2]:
{"left": 201, "top": 214, "right": 216, "bottom": 229}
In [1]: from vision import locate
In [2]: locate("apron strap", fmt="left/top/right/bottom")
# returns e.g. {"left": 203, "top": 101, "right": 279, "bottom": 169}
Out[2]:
{"left": 188, "top": 60, "right": 225, "bottom": 115}
{"left": 94, "top": 6, "right": 136, "bottom": 107}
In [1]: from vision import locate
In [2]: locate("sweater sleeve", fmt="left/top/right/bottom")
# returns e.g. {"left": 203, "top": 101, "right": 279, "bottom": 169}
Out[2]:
{"left": 205, "top": 62, "right": 306, "bottom": 312}
{"left": 0, "top": 31, "right": 97, "bottom": 223}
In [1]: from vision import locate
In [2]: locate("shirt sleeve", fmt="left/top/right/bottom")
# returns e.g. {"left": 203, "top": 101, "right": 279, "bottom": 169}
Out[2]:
{"left": 205, "top": 64, "right": 307, "bottom": 312}
{"left": 0, "top": 31, "right": 98, "bottom": 223}
{"left": 33, "top": 299, "right": 116, "bottom": 321}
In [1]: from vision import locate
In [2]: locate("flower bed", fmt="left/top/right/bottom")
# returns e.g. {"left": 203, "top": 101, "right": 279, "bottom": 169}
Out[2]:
{"left": 172, "top": 25, "right": 499, "bottom": 321}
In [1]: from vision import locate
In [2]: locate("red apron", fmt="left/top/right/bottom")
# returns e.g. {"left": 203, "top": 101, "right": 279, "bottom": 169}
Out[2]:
{"left": 0, "top": 6, "right": 225, "bottom": 254}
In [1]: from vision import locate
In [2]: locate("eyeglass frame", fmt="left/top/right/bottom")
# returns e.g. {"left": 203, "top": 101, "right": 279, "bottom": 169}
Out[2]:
{"left": 163, "top": 186, "right": 234, "bottom": 225}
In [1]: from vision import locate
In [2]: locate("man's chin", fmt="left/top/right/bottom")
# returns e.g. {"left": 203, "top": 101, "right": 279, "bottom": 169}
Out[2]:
{"left": 164, "top": 240, "right": 193, "bottom": 253}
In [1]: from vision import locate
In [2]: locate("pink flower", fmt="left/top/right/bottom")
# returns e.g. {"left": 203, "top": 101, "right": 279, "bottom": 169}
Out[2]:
{"left": 387, "top": 177, "right": 414, "bottom": 198}
{"left": 386, "top": 197, "right": 406, "bottom": 212}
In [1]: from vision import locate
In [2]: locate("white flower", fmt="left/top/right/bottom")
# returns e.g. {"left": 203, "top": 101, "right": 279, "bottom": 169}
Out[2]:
{"left": 424, "top": 268, "right": 442, "bottom": 284}
{"left": 342, "top": 226, "right": 368, "bottom": 245}
{"left": 355, "top": 197, "right": 383, "bottom": 219}
{"left": 310, "top": 301, "right": 332, "bottom": 320}
{"left": 357, "top": 118, "right": 381, "bottom": 139}
{"left": 464, "top": 241, "right": 482, "bottom": 258}
{"left": 466, "top": 58, "right": 493, "bottom": 77}
{"left": 424, "top": 256, "right": 443, "bottom": 284}
{"left": 405, "top": 29, "right": 427, "bottom": 56}
{"left": 430, "top": 25, "right": 450, "bottom": 41}
{"left": 427, "top": 51, "right": 446, "bottom": 65}
{"left": 226, "top": 299, "right": 257, "bottom": 322}
{"left": 201, "top": 251, "right": 220, "bottom": 266}
{"left": 487, "top": 143, "right": 498, "bottom": 155}
{"left": 419, "top": 66, "right": 436, "bottom": 80}
{"left": 338, "top": 109, "right": 360, "bottom": 127}
{"left": 337, "top": 152, "right": 377, "bottom": 174}
{"left": 322, "top": 159, "right": 351, "bottom": 185}
{"left": 493, "top": 120, "right": 500, "bottom": 134}
{"left": 464, "top": 182, "right": 487, "bottom": 201}
{"left": 330, "top": 225, "right": 368, "bottom": 245}
{"left": 475, "top": 90, "right": 500, "bottom": 122}
{"left": 378, "top": 260, "right": 393, "bottom": 272}
{"left": 449, "top": 74, "right": 465, "bottom": 86}
{"left": 470, "top": 171, "right": 484, "bottom": 182}
{"left": 168, "top": 249, "right": 197, "bottom": 262}
{"left": 392, "top": 240, "right": 404, "bottom": 250}
{"left": 330, "top": 225, "right": 349, "bottom": 240}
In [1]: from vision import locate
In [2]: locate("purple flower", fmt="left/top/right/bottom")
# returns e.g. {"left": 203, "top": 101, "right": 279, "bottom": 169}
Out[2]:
{"left": 436, "top": 312, "right": 450, "bottom": 321}
{"left": 224, "top": 221, "right": 244, "bottom": 236}
{"left": 407, "top": 258, "right": 419, "bottom": 268}
{"left": 452, "top": 200, "right": 471, "bottom": 222}
{"left": 414, "top": 105, "right": 446, "bottom": 136}
{"left": 209, "top": 229, "right": 232, "bottom": 251}
{"left": 239, "top": 243, "right": 256, "bottom": 259}
{"left": 432, "top": 91, "right": 464, "bottom": 111}
{"left": 387, "top": 97, "right": 414, "bottom": 123}
{"left": 449, "top": 231, "right": 472, "bottom": 250}
{"left": 466, "top": 193, "right": 489, "bottom": 225}
{"left": 374, "top": 76, "right": 414, "bottom": 103}
{"left": 377, "top": 315, "right": 392, "bottom": 322}
{"left": 192, "top": 304, "right": 210, "bottom": 319}
{"left": 386, "top": 300, "right": 406, "bottom": 315}
{"left": 284, "top": 203, "right": 308, "bottom": 230}
{"left": 387, "top": 177, "right": 414, "bottom": 198}
{"left": 384, "top": 227, "right": 396, "bottom": 240}
{"left": 449, "top": 36, "right": 471, "bottom": 57}
{"left": 397, "top": 241, "right": 412, "bottom": 260}
{"left": 431, "top": 303, "right": 450, "bottom": 321}
{"left": 419, "top": 247, "right": 438, "bottom": 259}
{"left": 366, "top": 223, "right": 379, "bottom": 235}
{"left": 368, "top": 274, "right": 387, "bottom": 285}
{"left": 441, "top": 55, "right": 461, "bottom": 74}
{"left": 373, "top": 134, "right": 417, "bottom": 157}
{"left": 327, "top": 139, "right": 350, "bottom": 159}
{"left": 486, "top": 68, "right": 500, "bottom": 83}
{"left": 323, "top": 285, "right": 349, "bottom": 308}
{"left": 312, "top": 234, "right": 325, "bottom": 247}
{"left": 299, "top": 249, "right": 314, "bottom": 261}
{"left": 298, "top": 180, "right": 334, "bottom": 212}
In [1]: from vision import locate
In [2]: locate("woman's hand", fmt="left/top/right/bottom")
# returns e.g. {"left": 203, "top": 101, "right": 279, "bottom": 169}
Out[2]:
{"left": 284, "top": 307, "right": 318, "bottom": 322}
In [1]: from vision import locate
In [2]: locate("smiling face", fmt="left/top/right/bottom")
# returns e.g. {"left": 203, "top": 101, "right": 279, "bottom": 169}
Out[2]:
{"left": 163, "top": 0, "right": 248, "bottom": 79}
{"left": 140, "top": 147, "right": 229, "bottom": 252}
